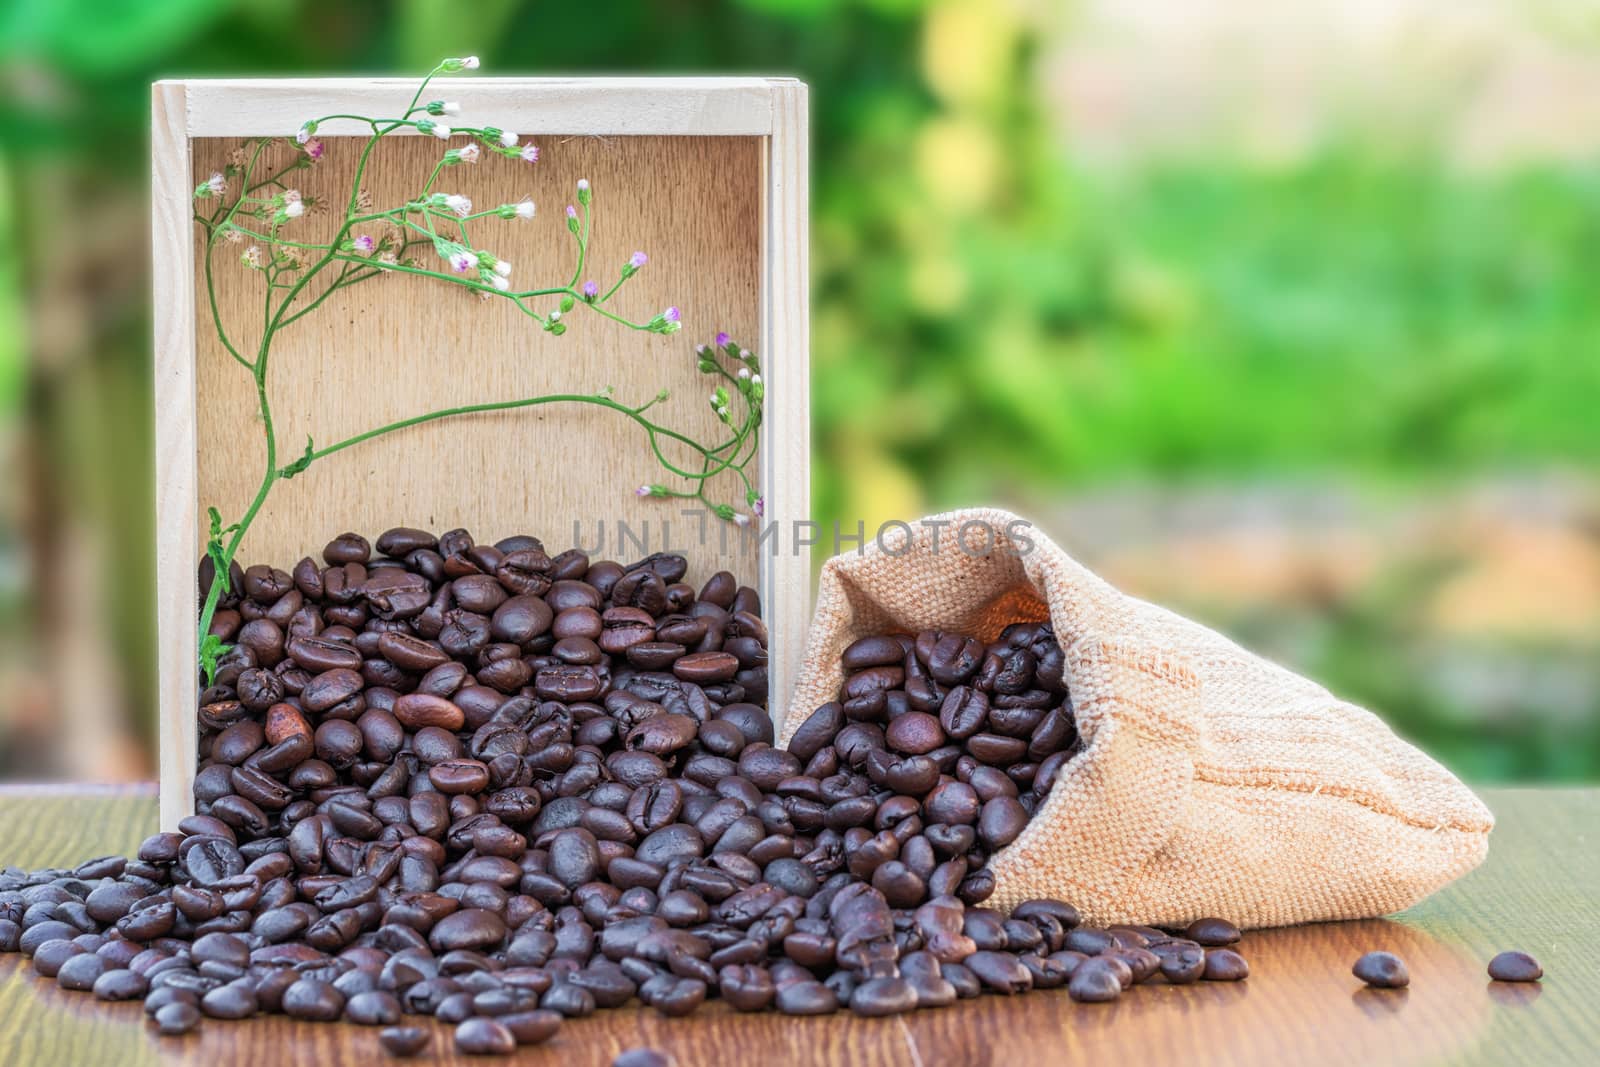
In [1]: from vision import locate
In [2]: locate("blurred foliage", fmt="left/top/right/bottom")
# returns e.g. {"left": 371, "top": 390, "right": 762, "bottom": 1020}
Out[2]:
{"left": 1, "top": 0, "right": 1597, "bottom": 779}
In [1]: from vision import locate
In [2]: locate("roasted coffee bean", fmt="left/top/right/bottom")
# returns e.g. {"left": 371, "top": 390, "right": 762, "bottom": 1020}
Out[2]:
{"left": 378, "top": 1025, "right": 431, "bottom": 1057}
{"left": 614, "top": 1050, "right": 673, "bottom": 1067}
{"left": 283, "top": 978, "right": 346, "bottom": 1021}
{"left": 1352, "top": 951, "right": 1406, "bottom": 988}
{"left": 155, "top": 1001, "right": 203, "bottom": 1035}
{"left": 1487, "top": 950, "right": 1542, "bottom": 983}
{"left": 200, "top": 982, "right": 258, "bottom": 1019}
{"left": 1186, "top": 916, "right": 1241, "bottom": 945}
{"left": 1068, "top": 958, "right": 1124, "bottom": 1002}
{"left": 1204, "top": 948, "right": 1251, "bottom": 982}
{"left": 1159, "top": 944, "right": 1207, "bottom": 984}
{"left": 455, "top": 1017, "right": 517, "bottom": 1055}
{"left": 775, "top": 980, "right": 839, "bottom": 1015}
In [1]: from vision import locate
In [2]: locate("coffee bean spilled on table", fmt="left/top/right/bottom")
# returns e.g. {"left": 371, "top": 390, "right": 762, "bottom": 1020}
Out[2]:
{"left": 0, "top": 527, "right": 1251, "bottom": 1059}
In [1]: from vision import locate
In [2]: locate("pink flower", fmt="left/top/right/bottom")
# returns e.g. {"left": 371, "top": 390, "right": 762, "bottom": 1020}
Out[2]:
{"left": 565, "top": 205, "right": 577, "bottom": 219}
{"left": 664, "top": 307, "right": 680, "bottom": 324}
{"left": 634, "top": 485, "right": 651, "bottom": 497}
{"left": 715, "top": 331, "right": 730, "bottom": 347}
{"left": 753, "top": 497, "right": 765, "bottom": 518}
{"left": 520, "top": 144, "right": 540, "bottom": 163}
{"left": 583, "top": 280, "right": 599, "bottom": 298}
{"left": 352, "top": 235, "right": 376, "bottom": 254}
{"left": 449, "top": 250, "right": 475, "bottom": 273}
{"left": 304, "top": 138, "right": 324, "bottom": 160}
{"left": 630, "top": 251, "right": 648, "bottom": 269}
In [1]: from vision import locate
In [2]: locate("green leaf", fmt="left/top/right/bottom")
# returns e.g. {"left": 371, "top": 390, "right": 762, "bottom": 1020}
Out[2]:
{"left": 278, "top": 435, "right": 315, "bottom": 479}
{"left": 198, "top": 633, "right": 230, "bottom": 688}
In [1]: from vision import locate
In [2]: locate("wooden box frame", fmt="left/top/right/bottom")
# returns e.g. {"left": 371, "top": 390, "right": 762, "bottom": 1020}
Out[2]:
{"left": 152, "top": 77, "right": 810, "bottom": 829}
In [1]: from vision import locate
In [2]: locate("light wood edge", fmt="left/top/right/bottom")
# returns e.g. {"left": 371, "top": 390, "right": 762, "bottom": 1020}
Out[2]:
{"left": 153, "top": 82, "right": 200, "bottom": 830}
{"left": 761, "top": 82, "right": 811, "bottom": 735}
{"left": 165, "top": 77, "right": 798, "bottom": 137}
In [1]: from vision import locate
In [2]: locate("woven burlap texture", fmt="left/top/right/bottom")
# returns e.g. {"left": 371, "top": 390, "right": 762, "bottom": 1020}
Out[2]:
{"left": 776, "top": 508, "right": 1493, "bottom": 929}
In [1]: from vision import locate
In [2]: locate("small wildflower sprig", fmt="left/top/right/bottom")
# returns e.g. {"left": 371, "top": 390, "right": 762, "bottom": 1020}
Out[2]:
{"left": 636, "top": 333, "right": 764, "bottom": 522}
{"left": 186, "top": 59, "right": 758, "bottom": 686}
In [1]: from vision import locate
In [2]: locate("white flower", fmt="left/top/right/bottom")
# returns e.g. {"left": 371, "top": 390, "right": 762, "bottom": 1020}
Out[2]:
{"left": 431, "top": 123, "right": 452, "bottom": 140}
{"left": 295, "top": 124, "right": 312, "bottom": 144}
{"left": 488, "top": 273, "right": 510, "bottom": 291}
{"left": 549, "top": 310, "right": 562, "bottom": 323}
{"left": 514, "top": 197, "right": 535, "bottom": 220}
{"left": 448, "top": 250, "right": 475, "bottom": 273}
{"left": 577, "top": 179, "right": 590, "bottom": 192}
{"left": 462, "top": 56, "right": 480, "bottom": 69}
{"left": 738, "top": 367, "right": 751, "bottom": 380}
{"left": 498, "top": 130, "right": 518, "bottom": 148}
{"left": 733, "top": 513, "right": 751, "bottom": 529}
{"left": 282, "top": 200, "right": 305, "bottom": 219}
{"left": 205, "top": 172, "right": 225, "bottom": 196}
{"left": 751, "top": 374, "right": 762, "bottom": 386}
{"left": 443, "top": 194, "right": 472, "bottom": 217}
{"left": 519, "top": 144, "right": 540, "bottom": 164}
{"left": 493, "top": 259, "right": 512, "bottom": 277}
{"left": 441, "top": 101, "right": 461, "bottom": 114}
{"left": 461, "top": 144, "right": 481, "bottom": 163}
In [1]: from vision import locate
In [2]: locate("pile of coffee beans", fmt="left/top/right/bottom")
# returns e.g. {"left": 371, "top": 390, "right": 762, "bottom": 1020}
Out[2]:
{"left": 0, "top": 528, "right": 1259, "bottom": 1060}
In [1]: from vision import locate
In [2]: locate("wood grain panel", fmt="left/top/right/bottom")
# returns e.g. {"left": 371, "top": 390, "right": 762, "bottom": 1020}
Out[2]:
{"left": 192, "top": 133, "right": 763, "bottom": 577}
{"left": 2, "top": 788, "right": 1596, "bottom": 1065}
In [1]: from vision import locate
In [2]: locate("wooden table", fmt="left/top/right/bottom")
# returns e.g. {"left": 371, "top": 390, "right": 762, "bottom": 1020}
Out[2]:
{"left": 1, "top": 786, "right": 1594, "bottom": 1066}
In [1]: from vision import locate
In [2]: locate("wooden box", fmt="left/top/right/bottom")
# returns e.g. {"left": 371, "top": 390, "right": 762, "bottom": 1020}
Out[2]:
{"left": 151, "top": 77, "right": 809, "bottom": 829}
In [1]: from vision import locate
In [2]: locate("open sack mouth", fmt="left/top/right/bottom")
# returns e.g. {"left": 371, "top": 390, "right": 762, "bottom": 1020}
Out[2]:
{"left": 785, "top": 507, "right": 1494, "bottom": 927}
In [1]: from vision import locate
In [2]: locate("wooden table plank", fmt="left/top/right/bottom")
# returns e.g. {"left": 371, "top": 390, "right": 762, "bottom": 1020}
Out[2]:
{"left": 1, "top": 786, "right": 1595, "bottom": 1066}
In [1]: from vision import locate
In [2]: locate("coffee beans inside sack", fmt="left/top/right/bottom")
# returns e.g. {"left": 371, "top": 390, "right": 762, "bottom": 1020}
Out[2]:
{"left": 784, "top": 508, "right": 1494, "bottom": 926}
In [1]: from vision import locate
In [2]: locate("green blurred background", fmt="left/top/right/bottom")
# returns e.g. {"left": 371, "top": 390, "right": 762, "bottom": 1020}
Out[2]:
{"left": 1, "top": 0, "right": 1597, "bottom": 782}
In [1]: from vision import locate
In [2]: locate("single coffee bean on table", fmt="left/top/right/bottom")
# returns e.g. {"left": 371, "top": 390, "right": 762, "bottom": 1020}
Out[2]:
{"left": 0, "top": 535, "right": 1264, "bottom": 1051}
{"left": 1353, "top": 951, "right": 1410, "bottom": 988}
{"left": 1487, "top": 951, "right": 1542, "bottom": 983}
{"left": 614, "top": 1049, "right": 674, "bottom": 1067}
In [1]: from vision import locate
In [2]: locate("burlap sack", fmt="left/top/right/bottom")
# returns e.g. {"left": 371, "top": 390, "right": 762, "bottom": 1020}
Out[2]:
{"left": 777, "top": 508, "right": 1493, "bottom": 929}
